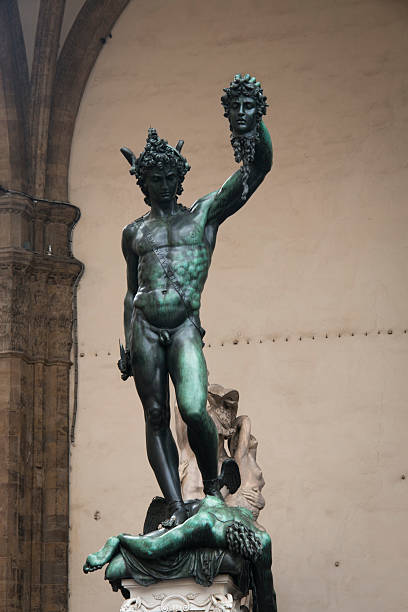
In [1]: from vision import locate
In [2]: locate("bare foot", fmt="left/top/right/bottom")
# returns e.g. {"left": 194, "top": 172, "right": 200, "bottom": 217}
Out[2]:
{"left": 160, "top": 501, "right": 188, "bottom": 529}
{"left": 83, "top": 552, "right": 105, "bottom": 573}
{"left": 83, "top": 537, "right": 119, "bottom": 573}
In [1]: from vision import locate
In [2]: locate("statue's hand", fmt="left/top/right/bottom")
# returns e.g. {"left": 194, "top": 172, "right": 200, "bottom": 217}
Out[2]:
{"left": 117, "top": 348, "right": 132, "bottom": 381}
{"left": 241, "top": 487, "right": 265, "bottom": 509}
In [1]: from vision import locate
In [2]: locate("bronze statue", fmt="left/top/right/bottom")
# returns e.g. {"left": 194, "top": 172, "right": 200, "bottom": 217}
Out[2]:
{"left": 118, "top": 74, "right": 272, "bottom": 526}
{"left": 83, "top": 496, "right": 277, "bottom": 612}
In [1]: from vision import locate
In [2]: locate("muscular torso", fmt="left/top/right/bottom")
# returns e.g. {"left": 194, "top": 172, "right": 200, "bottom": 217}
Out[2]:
{"left": 128, "top": 203, "right": 217, "bottom": 328}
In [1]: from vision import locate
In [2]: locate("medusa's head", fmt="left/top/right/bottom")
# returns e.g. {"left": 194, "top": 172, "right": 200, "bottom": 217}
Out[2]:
{"left": 120, "top": 128, "right": 190, "bottom": 206}
{"left": 221, "top": 75, "right": 268, "bottom": 201}
{"left": 221, "top": 74, "right": 267, "bottom": 135}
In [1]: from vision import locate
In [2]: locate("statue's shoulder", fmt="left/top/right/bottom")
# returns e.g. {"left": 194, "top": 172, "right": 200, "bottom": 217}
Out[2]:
{"left": 122, "top": 215, "right": 148, "bottom": 256}
{"left": 123, "top": 214, "right": 148, "bottom": 236}
{"left": 190, "top": 191, "right": 217, "bottom": 216}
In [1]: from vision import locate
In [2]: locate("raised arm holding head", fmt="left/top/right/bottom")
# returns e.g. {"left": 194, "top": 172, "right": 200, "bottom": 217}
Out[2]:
{"left": 206, "top": 120, "right": 272, "bottom": 226}
{"left": 192, "top": 74, "right": 272, "bottom": 227}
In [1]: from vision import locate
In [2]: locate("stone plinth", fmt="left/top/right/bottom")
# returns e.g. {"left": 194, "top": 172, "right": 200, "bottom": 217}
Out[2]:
{"left": 120, "top": 575, "right": 243, "bottom": 612}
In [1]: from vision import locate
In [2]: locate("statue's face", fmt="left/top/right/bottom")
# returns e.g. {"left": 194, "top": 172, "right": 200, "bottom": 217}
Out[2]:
{"left": 229, "top": 95, "right": 257, "bottom": 134}
{"left": 144, "top": 165, "right": 178, "bottom": 205}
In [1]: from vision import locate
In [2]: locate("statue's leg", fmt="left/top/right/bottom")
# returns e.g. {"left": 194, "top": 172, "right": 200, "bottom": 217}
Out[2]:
{"left": 119, "top": 511, "right": 213, "bottom": 559}
{"left": 131, "top": 312, "right": 182, "bottom": 505}
{"left": 83, "top": 536, "right": 120, "bottom": 573}
{"left": 105, "top": 553, "right": 128, "bottom": 581}
{"left": 168, "top": 323, "right": 218, "bottom": 484}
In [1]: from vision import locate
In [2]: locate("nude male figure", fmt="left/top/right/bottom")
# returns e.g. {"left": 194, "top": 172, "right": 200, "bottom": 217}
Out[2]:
{"left": 118, "top": 75, "right": 272, "bottom": 525}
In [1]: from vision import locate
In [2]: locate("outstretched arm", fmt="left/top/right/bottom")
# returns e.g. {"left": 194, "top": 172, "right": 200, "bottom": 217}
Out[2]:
{"left": 206, "top": 121, "right": 272, "bottom": 226}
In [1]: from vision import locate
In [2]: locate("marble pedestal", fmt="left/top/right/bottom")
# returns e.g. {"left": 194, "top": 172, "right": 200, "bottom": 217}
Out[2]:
{"left": 120, "top": 575, "right": 243, "bottom": 612}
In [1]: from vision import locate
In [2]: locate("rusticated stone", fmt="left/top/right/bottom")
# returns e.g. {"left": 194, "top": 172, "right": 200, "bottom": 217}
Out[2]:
{"left": 0, "top": 3, "right": 130, "bottom": 612}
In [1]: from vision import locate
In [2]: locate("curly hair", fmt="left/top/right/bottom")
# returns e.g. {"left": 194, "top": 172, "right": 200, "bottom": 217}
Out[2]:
{"left": 221, "top": 75, "right": 268, "bottom": 201}
{"left": 226, "top": 521, "right": 262, "bottom": 561}
{"left": 221, "top": 73, "right": 267, "bottom": 125}
{"left": 123, "top": 128, "right": 190, "bottom": 206}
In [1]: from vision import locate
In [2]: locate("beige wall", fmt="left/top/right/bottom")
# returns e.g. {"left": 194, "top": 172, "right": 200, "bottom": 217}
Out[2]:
{"left": 68, "top": 1, "right": 408, "bottom": 611}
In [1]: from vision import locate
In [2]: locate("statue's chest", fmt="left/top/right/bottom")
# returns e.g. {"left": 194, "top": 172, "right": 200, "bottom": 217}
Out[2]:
{"left": 134, "top": 215, "right": 203, "bottom": 255}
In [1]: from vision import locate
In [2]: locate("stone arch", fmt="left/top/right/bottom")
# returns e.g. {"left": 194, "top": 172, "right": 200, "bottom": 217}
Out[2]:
{"left": 0, "top": 2, "right": 129, "bottom": 612}
{"left": 46, "top": 0, "right": 130, "bottom": 200}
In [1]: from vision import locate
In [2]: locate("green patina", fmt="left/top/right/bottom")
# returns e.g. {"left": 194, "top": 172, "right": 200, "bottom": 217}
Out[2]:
{"left": 118, "top": 107, "right": 272, "bottom": 518}
{"left": 84, "top": 497, "right": 277, "bottom": 612}
{"left": 87, "top": 76, "right": 276, "bottom": 611}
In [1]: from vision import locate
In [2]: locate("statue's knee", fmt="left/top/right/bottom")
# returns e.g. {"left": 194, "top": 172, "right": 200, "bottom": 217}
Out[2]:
{"left": 180, "top": 397, "right": 207, "bottom": 429}
{"left": 105, "top": 554, "right": 126, "bottom": 581}
{"left": 145, "top": 402, "right": 168, "bottom": 431}
{"left": 187, "top": 407, "right": 205, "bottom": 429}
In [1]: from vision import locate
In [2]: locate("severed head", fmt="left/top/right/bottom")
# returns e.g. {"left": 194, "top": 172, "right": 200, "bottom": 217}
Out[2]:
{"left": 221, "top": 74, "right": 268, "bottom": 200}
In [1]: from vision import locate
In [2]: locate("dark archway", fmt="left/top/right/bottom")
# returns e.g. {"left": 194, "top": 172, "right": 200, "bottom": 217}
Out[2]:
{"left": 0, "top": 2, "right": 129, "bottom": 610}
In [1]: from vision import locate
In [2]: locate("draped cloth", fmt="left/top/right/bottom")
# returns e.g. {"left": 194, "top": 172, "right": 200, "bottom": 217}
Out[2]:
{"left": 107, "top": 546, "right": 251, "bottom": 602}
{"left": 121, "top": 546, "right": 225, "bottom": 587}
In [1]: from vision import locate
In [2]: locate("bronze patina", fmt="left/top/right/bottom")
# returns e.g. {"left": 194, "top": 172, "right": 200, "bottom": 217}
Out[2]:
{"left": 84, "top": 496, "right": 277, "bottom": 612}
{"left": 85, "top": 76, "right": 276, "bottom": 610}
{"left": 117, "top": 74, "right": 272, "bottom": 526}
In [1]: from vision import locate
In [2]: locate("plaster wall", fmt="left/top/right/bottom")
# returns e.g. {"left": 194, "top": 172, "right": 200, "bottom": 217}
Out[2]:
{"left": 68, "top": 1, "right": 408, "bottom": 611}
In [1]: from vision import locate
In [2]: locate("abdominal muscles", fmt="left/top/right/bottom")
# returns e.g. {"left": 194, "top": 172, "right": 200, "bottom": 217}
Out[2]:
{"left": 134, "top": 245, "right": 210, "bottom": 328}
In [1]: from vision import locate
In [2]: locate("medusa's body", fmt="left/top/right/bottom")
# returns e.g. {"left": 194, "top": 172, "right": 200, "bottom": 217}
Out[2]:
{"left": 84, "top": 497, "right": 277, "bottom": 612}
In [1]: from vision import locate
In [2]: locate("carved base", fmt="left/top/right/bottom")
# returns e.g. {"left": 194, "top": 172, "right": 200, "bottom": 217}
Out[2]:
{"left": 120, "top": 576, "right": 243, "bottom": 612}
